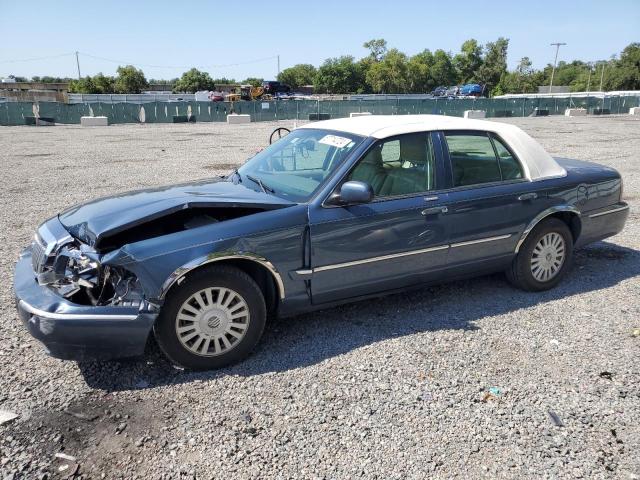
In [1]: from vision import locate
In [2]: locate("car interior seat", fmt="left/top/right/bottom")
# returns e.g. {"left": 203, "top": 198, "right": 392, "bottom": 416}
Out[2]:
{"left": 377, "top": 135, "right": 432, "bottom": 196}
{"left": 349, "top": 146, "right": 387, "bottom": 193}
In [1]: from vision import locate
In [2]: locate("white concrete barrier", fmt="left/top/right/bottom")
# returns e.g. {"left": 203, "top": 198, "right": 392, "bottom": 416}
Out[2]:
{"left": 350, "top": 112, "right": 372, "bottom": 117}
{"left": 226, "top": 114, "right": 251, "bottom": 124}
{"left": 564, "top": 108, "right": 587, "bottom": 117}
{"left": 463, "top": 110, "right": 486, "bottom": 119}
{"left": 81, "top": 116, "right": 108, "bottom": 126}
{"left": 630, "top": 107, "right": 640, "bottom": 115}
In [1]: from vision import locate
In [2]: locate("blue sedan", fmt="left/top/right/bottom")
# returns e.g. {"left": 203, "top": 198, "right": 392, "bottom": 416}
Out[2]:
{"left": 14, "top": 115, "right": 629, "bottom": 370}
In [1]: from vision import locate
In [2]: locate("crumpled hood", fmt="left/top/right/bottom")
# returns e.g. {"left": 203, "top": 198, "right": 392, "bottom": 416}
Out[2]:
{"left": 58, "top": 178, "right": 294, "bottom": 247}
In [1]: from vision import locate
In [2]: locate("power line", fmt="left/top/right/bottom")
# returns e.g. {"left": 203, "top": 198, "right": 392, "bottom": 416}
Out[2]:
{"left": 0, "top": 52, "right": 75, "bottom": 64}
{"left": 78, "top": 52, "right": 279, "bottom": 70}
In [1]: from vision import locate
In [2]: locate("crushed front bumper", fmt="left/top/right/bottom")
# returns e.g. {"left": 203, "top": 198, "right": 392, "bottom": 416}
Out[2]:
{"left": 14, "top": 248, "right": 157, "bottom": 361}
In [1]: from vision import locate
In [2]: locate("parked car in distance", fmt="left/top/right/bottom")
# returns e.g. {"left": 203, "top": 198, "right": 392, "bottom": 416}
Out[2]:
{"left": 431, "top": 86, "right": 447, "bottom": 97}
{"left": 460, "top": 83, "right": 484, "bottom": 97}
{"left": 262, "top": 81, "right": 291, "bottom": 96}
{"left": 14, "top": 115, "right": 629, "bottom": 370}
{"left": 445, "top": 85, "right": 460, "bottom": 97}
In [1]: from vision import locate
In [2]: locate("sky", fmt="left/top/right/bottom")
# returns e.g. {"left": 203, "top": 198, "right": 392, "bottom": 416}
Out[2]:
{"left": 1, "top": 0, "right": 638, "bottom": 81}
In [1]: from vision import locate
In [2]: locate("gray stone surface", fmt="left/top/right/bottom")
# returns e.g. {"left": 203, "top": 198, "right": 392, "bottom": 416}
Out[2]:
{"left": 0, "top": 116, "right": 638, "bottom": 478}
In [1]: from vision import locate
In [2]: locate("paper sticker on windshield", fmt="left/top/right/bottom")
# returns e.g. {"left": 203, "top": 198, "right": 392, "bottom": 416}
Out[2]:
{"left": 319, "top": 135, "right": 351, "bottom": 149}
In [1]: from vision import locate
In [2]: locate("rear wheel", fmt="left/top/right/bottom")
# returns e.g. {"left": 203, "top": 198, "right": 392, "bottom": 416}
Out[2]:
{"left": 154, "top": 265, "right": 266, "bottom": 370}
{"left": 506, "top": 218, "right": 573, "bottom": 291}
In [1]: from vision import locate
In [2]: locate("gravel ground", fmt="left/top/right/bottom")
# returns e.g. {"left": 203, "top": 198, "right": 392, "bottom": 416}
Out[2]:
{"left": 0, "top": 115, "right": 639, "bottom": 479}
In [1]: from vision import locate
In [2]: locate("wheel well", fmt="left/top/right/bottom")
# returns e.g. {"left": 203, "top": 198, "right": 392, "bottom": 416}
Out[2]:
{"left": 548, "top": 211, "right": 581, "bottom": 243}
{"left": 167, "top": 259, "right": 280, "bottom": 315}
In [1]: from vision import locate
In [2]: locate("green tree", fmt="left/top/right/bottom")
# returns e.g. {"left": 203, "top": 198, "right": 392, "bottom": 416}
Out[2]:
{"left": 173, "top": 68, "right": 215, "bottom": 93}
{"left": 366, "top": 49, "right": 410, "bottom": 93}
{"left": 454, "top": 39, "right": 483, "bottom": 84}
{"left": 315, "top": 56, "right": 364, "bottom": 93}
{"left": 242, "top": 77, "right": 264, "bottom": 87}
{"left": 407, "top": 50, "right": 434, "bottom": 92}
{"left": 68, "top": 76, "right": 99, "bottom": 94}
{"left": 611, "top": 43, "right": 640, "bottom": 90}
{"left": 476, "top": 37, "right": 509, "bottom": 95}
{"left": 114, "top": 65, "right": 148, "bottom": 93}
{"left": 277, "top": 64, "right": 317, "bottom": 89}
{"left": 363, "top": 38, "right": 388, "bottom": 61}
{"left": 93, "top": 73, "right": 115, "bottom": 94}
{"left": 430, "top": 49, "right": 457, "bottom": 88}
{"left": 496, "top": 57, "right": 544, "bottom": 95}
{"left": 211, "top": 77, "right": 236, "bottom": 85}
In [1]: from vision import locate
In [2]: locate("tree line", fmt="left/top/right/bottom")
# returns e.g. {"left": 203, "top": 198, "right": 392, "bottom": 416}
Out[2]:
{"left": 16, "top": 39, "right": 640, "bottom": 95}
{"left": 279, "top": 39, "right": 639, "bottom": 95}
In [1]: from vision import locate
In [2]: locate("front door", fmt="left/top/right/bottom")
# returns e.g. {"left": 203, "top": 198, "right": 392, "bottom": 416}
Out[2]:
{"left": 308, "top": 132, "right": 450, "bottom": 304}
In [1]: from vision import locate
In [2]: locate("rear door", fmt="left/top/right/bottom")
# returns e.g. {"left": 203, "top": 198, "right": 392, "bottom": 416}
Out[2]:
{"left": 308, "top": 132, "right": 450, "bottom": 304}
{"left": 440, "top": 130, "right": 544, "bottom": 268}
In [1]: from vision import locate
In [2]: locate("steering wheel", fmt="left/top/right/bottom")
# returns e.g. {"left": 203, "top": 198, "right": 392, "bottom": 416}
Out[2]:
{"left": 269, "top": 127, "right": 291, "bottom": 145}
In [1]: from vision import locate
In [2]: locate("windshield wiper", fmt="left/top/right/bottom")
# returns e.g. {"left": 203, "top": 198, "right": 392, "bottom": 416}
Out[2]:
{"left": 229, "top": 168, "right": 242, "bottom": 183}
{"left": 246, "top": 174, "right": 275, "bottom": 194}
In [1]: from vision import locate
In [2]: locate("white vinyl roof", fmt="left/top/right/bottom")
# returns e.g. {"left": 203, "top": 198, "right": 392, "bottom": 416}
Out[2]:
{"left": 299, "top": 115, "right": 566, "bottom": 181}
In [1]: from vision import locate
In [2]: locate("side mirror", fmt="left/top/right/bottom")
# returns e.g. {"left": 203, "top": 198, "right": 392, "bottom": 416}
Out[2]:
{"left": 338, "top": 181, "right": 374, "bottom": 205}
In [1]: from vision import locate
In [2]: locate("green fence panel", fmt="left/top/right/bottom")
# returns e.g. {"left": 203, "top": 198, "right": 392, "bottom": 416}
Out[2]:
{"left": 3, "top": 102, "right": 37, "bottom": 125}
{"left": 1, "top": 95, "right": 639, "bottom": 126}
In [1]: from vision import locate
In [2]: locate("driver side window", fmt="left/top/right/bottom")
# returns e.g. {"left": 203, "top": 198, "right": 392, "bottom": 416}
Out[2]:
{"left": 348, "top": 133, "right": 436, "bottom": 198}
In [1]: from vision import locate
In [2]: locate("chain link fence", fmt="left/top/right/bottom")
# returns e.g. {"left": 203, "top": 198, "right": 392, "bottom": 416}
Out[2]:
{"left": 1, "top": 95, "right": 639, "bottom": 126}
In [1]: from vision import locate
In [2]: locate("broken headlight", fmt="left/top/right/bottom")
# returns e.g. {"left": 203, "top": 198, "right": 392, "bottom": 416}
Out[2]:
{"left": 36, "top": 242, "right": 143, "bottom": 307}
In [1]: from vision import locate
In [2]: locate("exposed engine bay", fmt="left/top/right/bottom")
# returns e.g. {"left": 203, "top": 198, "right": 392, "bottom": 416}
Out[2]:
{"left": 93, "top": 207, "right": 266, "bottom": 252}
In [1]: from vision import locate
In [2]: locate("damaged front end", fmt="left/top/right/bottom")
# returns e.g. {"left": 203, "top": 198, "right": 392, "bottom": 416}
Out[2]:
{"left": 32, "top": 228, "right": 144, "bottom": 308}
{"left": 31, "top": 219, "right": 149, "bottom": 314}
{"left": 15, "top": 216, "right": 158, "bottom": 361}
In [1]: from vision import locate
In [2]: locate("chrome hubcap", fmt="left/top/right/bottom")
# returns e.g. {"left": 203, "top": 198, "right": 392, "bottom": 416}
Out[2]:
{"left": 531, "top": 232, "right": 566, "bottom": 282}
{"left": 175, "top": 287, "right": 250, "bottom": 357}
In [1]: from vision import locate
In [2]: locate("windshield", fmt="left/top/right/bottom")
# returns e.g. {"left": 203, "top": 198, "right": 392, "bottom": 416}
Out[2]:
{"left": 236, "top": 128, "right": 364, "bottom": 202}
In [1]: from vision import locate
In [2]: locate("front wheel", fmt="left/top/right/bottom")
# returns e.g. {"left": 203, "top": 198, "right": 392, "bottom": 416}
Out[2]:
{"left": 506, "top": 217, "right": 574, "bottom": 291}
{"left": 154, "top": 265, "right": 266, "bottom": 370}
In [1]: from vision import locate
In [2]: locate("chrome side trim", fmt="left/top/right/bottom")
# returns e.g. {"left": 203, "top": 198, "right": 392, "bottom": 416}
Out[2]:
{"left": 294, "top": 269, "right": 313, "bottom": 277}
{"left": 514, "top": 205, "right": 581, "bottom": 253}
{"left": 312, "top": 245, "right": 449, "bottom": 273}
{"left": 19, "top": 300, "right": 138, "bottom": 321}
{"left": 450, "top": 234, "right": 512, "bottom": 248}
{"left": 298, "top": 235, "right": 514, "bottom": 276}
{"left": 588, "top": 205, "right": 629, "bottom": 218}
{"left": 159, "top": 252, "right": 286, "bottom": 300}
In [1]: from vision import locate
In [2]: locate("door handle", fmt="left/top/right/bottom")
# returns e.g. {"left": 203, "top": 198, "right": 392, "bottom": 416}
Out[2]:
{"left": 518, "top": 192, "right": 538, "bottom": 201}
{"left": 421, "top": 206, "right": 448, "bottom": 216}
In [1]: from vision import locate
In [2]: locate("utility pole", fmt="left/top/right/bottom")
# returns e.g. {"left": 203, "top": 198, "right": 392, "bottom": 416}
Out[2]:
{"left": 277, "top": 55, "right": 280, "bottom": 77}
{"left": 75, "top": 51, "right": 81, "bottom": 79}
{"left": 548, "top": 42, "right": 566, "bottom": 93}
{"left": 586, "top": 62, "right": 593, "bottom": 93}
{"left": 599, "top": 62, "right": 606, "bottom": 91}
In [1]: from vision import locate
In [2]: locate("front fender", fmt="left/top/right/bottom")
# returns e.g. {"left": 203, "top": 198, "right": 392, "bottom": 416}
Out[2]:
{"left": 101, "top": 205, "right": 309, "bottom": 303}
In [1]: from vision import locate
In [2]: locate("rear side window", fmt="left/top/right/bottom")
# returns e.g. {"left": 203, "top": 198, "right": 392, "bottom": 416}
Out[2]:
{"left": 445, "top": 132, "right": 524, "bottom": 187}
{"left": 445, "top": 133, "right": 501, "bottom": 187}
{"left": 491, "top": 135, "right": 524, "bottom": 180}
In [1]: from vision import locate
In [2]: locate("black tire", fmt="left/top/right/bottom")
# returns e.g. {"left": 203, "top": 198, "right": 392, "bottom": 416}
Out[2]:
{"left": 154, "top": 265, "right": 266, "bottom": 370}
{"left": 506, "top": 217, "right": 574, "bottom": 292}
